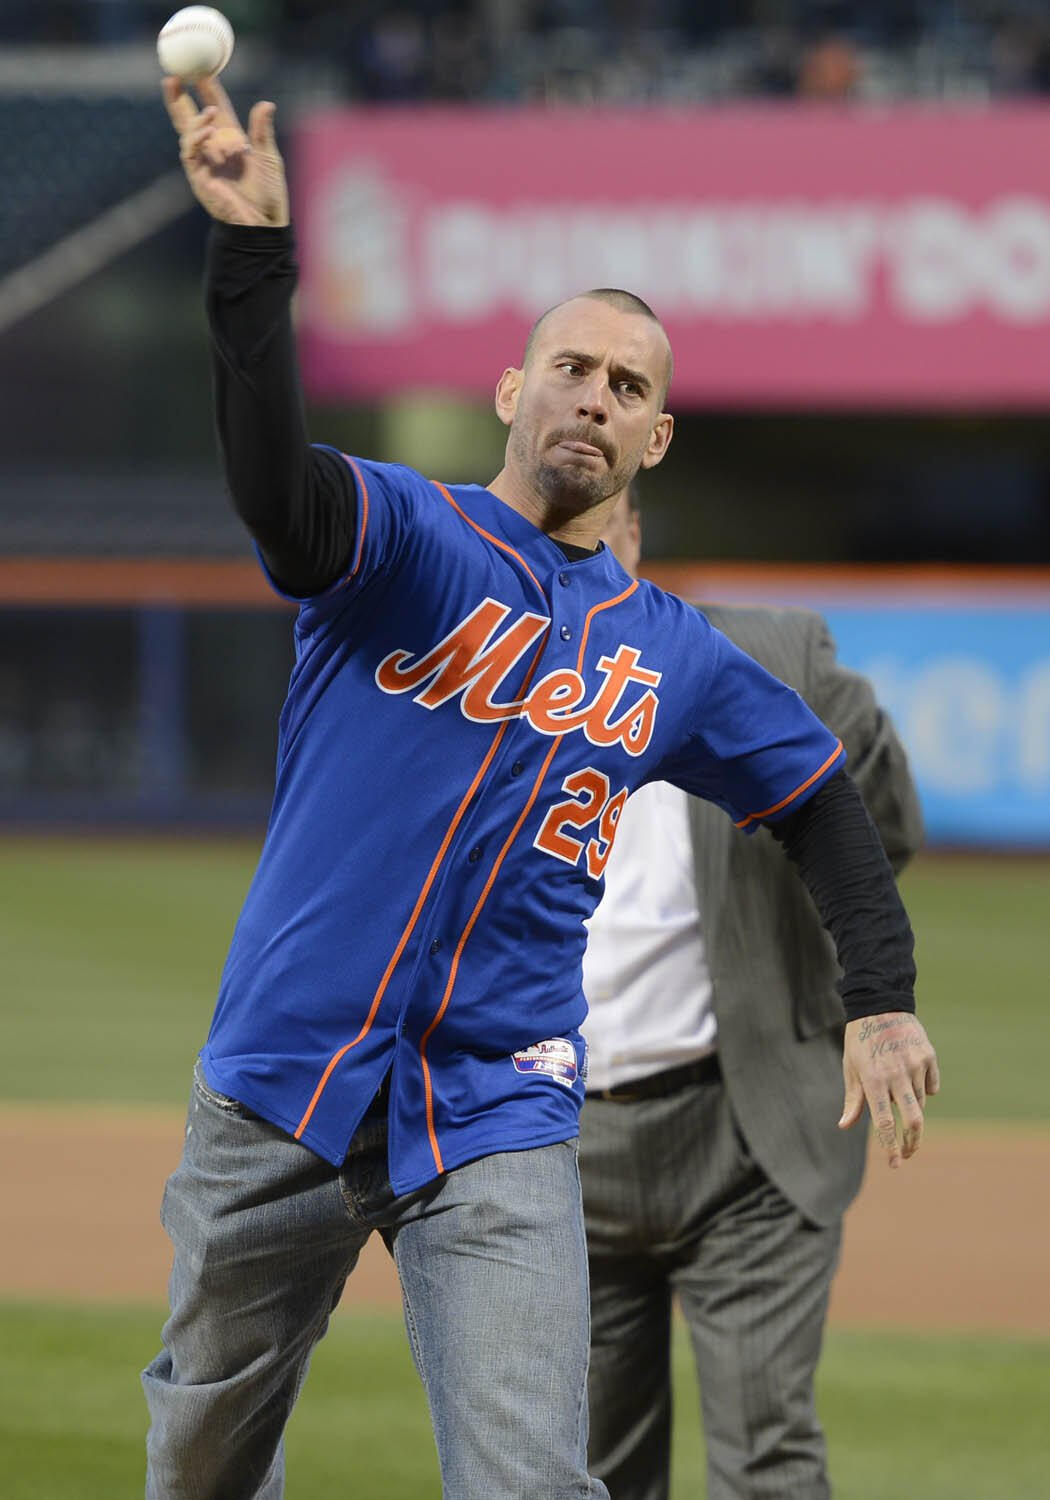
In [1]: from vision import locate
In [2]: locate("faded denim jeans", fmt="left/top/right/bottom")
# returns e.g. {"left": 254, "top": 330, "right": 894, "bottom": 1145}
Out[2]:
{"left": 143, "top": 1062, "right": 606, "bottom": 1499}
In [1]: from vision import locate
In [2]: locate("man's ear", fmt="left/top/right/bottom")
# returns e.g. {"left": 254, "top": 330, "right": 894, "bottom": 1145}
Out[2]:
{"left": 640, "top": 411, "right": 674, "bottom": 470}
{"left": 495, "top": 366, "right": 523, "bottom": 429}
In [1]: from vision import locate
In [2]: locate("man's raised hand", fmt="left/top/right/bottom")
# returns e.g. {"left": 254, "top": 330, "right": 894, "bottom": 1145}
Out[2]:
{"left": 163, "top": 75, "right": 289, "bottom": 227}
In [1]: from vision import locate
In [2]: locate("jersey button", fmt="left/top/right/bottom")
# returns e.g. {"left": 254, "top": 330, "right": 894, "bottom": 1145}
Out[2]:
{"left": 511, "top": 761, "right": 524, "bottom": 777}
{"left": 468, "top": 845, "right": 482, "bottom": 863}
{"left": 429, "top": 939, "right": 442, "bottom": 955}
{"left": 558, "top": 571, "right": 570, "bottom": 587}
{"left": 560, "top": 624, "right": 572, "bottom": 641}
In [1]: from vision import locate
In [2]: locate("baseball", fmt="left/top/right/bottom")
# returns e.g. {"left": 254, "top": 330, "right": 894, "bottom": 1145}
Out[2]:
{"left": 157, "top": 7, "right": 235, "bottom": 82}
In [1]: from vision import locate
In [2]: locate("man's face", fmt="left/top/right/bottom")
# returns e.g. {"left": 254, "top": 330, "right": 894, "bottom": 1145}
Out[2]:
{"left": 495, "top": 297, "right": 673, "bottom": 513}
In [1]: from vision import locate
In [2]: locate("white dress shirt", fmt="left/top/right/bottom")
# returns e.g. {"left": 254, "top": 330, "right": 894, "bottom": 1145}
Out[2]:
{"left": 582, "top": 778, "right": 717, "bottom": 1092}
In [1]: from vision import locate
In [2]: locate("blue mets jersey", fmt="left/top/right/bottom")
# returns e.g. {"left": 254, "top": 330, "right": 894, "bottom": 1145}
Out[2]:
{"left": 200, "top": 454, "right": 845, "bottom": 1193}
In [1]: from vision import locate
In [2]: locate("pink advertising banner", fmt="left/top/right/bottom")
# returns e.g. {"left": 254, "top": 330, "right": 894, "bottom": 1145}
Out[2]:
{"left": 293, "top": 105, "right": 1050, "bottom": 408}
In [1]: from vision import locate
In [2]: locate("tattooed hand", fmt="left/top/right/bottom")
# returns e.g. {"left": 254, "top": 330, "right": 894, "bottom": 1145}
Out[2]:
{"left": 840, "top": 1012, "right": 940, "bottom": 1169}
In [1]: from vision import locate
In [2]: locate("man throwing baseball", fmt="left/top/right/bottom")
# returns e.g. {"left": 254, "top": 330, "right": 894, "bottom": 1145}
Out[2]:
{"left": 146, "top": 76, "right": 939, "bottom": 1500}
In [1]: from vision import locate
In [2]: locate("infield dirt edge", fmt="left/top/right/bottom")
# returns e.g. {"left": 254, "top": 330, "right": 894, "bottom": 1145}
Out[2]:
{"left": 3, "top": 1106, "right": 1046, "bottom": 1335}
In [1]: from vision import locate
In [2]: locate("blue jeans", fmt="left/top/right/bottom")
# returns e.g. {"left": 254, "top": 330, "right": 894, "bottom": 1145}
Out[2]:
{"left": 143, "top": 1062, "right": 606, "bottom": 1499}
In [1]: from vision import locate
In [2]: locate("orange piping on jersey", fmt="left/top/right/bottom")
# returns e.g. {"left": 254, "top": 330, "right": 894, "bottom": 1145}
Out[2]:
{"left": 733, "top": 739, "right": 845, "bottom": 830}
{"left": 336, "top": 455, "right": 370, "bottom": 585}
{"left": 418, "top": 577, "right": 639, "bottom": 1173}
{"left": 570, "top": 581, "right": 639, "bottom": 654}
{"left": 293, "top": 626, "right": 550, "bottom": 1142}
{"left": 433, "top": 482, "right": 547, "bottom": 605}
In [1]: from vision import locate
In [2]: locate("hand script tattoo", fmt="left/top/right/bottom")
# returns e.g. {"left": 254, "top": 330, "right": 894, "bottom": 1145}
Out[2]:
{"left": 857, "top": 1015, "right": 925, "bottom": 1062}
{"left": 857, "top": 1017, "right": 901, "bottom": 1042}
{"left": 870, "top": 1036, "right": 926, "bottom": 1059}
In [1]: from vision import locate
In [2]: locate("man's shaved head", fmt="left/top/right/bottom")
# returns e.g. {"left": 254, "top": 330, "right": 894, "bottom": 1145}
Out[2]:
{"left": 524, "top": 289, "right": 674, "bottom": 406}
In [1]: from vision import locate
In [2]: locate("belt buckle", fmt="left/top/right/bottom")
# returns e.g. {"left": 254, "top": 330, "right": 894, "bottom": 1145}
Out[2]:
{"left": 597, "top": 1083, "right": 641, "bottom": 1103}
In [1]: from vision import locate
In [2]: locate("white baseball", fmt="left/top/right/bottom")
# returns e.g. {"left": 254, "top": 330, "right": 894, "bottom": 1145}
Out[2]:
{"left": 157, "top": 7, "right": 235, "bottom": 82}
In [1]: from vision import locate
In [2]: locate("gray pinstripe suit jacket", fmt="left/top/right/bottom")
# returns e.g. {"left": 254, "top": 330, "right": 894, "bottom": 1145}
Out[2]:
{"left": 690, "top": 603, "right": 924, "bottom": 1227}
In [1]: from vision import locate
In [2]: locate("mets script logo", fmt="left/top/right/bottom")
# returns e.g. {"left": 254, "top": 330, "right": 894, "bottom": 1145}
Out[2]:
{"left": 374, "top": 597, "right": 661, "bottom": 756}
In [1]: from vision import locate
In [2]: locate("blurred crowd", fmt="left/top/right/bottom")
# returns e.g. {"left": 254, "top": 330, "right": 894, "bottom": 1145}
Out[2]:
{"left": 5, "top": 0, "right": 1050, "bottom": 104}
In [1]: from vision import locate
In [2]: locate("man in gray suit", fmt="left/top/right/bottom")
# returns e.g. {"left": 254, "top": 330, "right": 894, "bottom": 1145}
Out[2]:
{"left": 580, "top": 490, "right": 924, "bottom": 1500}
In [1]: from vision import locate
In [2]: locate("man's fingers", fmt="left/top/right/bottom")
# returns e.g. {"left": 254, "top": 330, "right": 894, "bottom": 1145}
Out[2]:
{"left": 894, "top": 1082, "right": 924, "bottom": 1159}
{"left": 838, "top": 1074, "right": 864, "bottom": 1130}
{"left": 926, "top": 1054, "right": 942, "bottom": 1096}
{"left": 248, "top": 100, "right": 278, "bottom": 153}
{"left": 164, "top": 76, "right": 222, "bottom": 166}
{"left": 197, "top": 75, "right": 240, "bottom": 127}
{"left": 179, "top": 120, "right": 219, "bottom": 167}
{"left": 867, "top": 1086, "right": 901, "bottom": 1168}
{"left": 162, "top": 76, "right": 200, "bottom": 134}
{"left": 208, "top": 125, "right": 252, "bottom": 165}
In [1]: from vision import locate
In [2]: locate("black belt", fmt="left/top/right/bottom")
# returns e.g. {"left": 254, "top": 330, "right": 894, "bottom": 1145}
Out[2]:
{"left": 589, "top": 1053, "right": 721, "bottom": 1102}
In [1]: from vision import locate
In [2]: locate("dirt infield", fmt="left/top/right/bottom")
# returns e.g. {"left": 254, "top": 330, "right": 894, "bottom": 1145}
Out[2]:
{"left": 2, "top": 1105, "right": 1046, "bottom": 1335}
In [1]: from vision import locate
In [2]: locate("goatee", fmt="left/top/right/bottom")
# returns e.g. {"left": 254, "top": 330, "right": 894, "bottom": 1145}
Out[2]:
{"left": 533, "top": 459, "right": 612, "bottom": 510}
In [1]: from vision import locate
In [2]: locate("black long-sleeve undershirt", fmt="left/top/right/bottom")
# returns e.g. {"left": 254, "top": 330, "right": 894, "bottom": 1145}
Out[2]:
{"left": 206, "top": 221, "right": 357, "bottom": 594}
{"left": 204, "top": 220, "right": 916, "bottom": 1023}
{"left": 771, "top": 771, "right": 916, "bottom": 1020}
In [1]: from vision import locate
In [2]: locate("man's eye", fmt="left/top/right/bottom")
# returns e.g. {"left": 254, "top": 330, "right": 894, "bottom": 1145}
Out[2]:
{"left": 619, "top": 382, "right": 641, "bottom": 397}
{"left": 560, "top": 363, "right": 583, "bottom": 376}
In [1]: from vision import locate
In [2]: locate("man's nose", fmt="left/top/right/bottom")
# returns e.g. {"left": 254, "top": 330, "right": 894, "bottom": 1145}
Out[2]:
{"left": 576, "top": 378, "right": 609, "bottom": 423}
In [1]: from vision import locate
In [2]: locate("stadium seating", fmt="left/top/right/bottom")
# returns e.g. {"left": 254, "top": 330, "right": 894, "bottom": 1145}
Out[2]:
{"left": 0, "top": 96, "right": 176, "bottom": 277}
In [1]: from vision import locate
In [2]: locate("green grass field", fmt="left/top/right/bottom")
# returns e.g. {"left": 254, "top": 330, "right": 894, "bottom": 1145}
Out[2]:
{"left": 1, "top": 1303, "right": 1047, "bottom": 1499}
{"left": 2, "top": 838, "right": 1048, "bottom": 1494}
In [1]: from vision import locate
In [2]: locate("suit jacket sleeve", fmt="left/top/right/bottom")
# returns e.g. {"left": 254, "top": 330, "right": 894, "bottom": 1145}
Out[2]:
{"left": 800, "top": 614, "right": 923, "bottom": 875}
